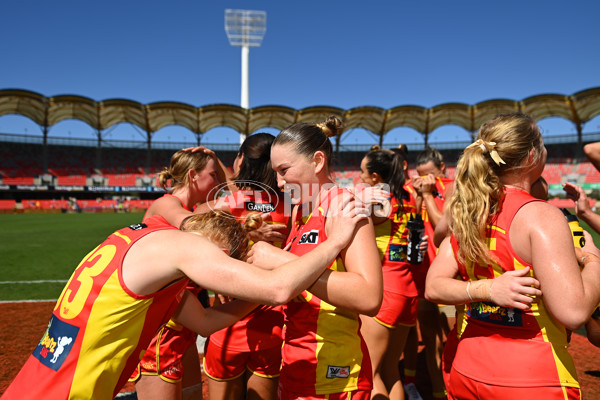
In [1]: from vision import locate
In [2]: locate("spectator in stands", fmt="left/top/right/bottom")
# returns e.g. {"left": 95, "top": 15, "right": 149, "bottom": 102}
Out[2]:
{"left": 426, "top": 113, "right": 600, "bottom": 399}
{"left": 3, "top": 206, "right": 366, "bottom": 400}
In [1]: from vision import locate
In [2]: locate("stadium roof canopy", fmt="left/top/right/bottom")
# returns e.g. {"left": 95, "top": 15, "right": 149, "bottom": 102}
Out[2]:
{"left": 1, "top": 87, "right": 600, "bottom": 146}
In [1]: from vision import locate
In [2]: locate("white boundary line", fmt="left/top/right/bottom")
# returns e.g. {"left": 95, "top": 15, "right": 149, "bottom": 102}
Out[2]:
{"left": 0, "top": 299, "right": 57, "bottom": 303}
{"left": 0, "top": 280, "right": 67, "bottom": 284}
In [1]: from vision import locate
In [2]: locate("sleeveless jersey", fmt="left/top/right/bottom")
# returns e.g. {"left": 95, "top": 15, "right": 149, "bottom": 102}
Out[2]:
{"left": 373, "top": 195, "right": 418, "bottom": 296}
{"left": 421, "top": 176, "right": 453, "bottom": 262}
{"left": 279, "top": 187, "right": 372, "bottom": 395}
{"left": 3, "top": 216, "right": 186, "bottom": 400}
{"left": 143, "top": 193, "right": 192, "bottom": 221}
{"left": 401, "top": 182, "right": 429, "bottom": 296}
{"left": 450, "top": 187, "right": 579, "bottom": 388}
{"left": 208, "top": 190, "right": 287, "bottom": 351}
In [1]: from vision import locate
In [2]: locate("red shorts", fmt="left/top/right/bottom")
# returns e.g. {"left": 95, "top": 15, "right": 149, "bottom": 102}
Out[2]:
{"left": 129, "top": 324, "right": 197, "bottom": 383}
{"left": 203, "top": 337, "right": 282, "bottom": 380}
{"left": 448, "top": 367, "right": 581, "bottom": 400}
{"left": 277, "top": 385, "right": 370, "bottom": 400}
{"left": 442, "top": 327, "right": 459, "bottom": 391}
{"left": 411, "top": 264, "right": 429, "bottom": 298}
{"left": 373, "top": 290, "right": 418, "bottom": 328}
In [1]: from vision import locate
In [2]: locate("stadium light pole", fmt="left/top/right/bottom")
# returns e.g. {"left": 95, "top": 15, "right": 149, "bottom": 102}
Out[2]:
{"left": 225, "top": 9, "right": 266, "bottom": 142}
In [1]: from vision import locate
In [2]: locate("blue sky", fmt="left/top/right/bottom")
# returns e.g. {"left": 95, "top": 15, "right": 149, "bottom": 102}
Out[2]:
{"left": 1, "top": 0, "right": 599, "bottom": 146}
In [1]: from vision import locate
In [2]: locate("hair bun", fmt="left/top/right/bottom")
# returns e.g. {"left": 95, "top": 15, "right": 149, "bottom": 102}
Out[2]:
{"left": 244, "top": 212, "right": 263, "bottom": 232}
{"left": 316, "top": 115, "right": 344, "bottom": 138}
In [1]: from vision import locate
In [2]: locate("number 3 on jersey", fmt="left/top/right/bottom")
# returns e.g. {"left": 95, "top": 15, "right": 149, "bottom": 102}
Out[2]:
{"left": 55, "top": 244, "right": 117, "bottom": 319}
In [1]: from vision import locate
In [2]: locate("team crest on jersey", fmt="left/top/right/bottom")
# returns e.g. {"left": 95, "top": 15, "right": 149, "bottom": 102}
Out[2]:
{"left": 298, "top": 230, "right": 320, "bottom": 245}
{"left": 32, "top": 315, "right": 79, "bottom": 371}
{"left": 326, "top": 365, "right": 350, "bottom": 379}
{"left": 245, "top": 201, "right": 275, "bottom": 213}
{"left": 388, "top": 244, "right": 407, "bottom": 262}
{"left": 128, "top": 223, "right": 147, "bottom": 231}
{"left": 468, "top": 301, "right": 522, "bottom": 327}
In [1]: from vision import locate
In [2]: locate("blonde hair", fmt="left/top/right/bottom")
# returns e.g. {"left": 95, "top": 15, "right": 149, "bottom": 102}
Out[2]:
{"left": 157, "top": 150, "right": 212, "bottom": 190}
{"left": 449, "top": 113, "right": 543, "bottom": 265}
{"left": 180, "top": 211, "right": 262, "bottom": 261}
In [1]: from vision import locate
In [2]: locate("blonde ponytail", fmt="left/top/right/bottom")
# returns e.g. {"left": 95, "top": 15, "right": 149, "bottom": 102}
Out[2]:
{"left": 449, "top": 113, "right": 543, "bottom": 266}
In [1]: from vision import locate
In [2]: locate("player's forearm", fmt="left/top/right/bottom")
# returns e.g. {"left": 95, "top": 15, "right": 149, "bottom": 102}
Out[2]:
{"left": 579, "top": 210, "right": 600, "bottom": 235}
{"left": 422, "top": 193, "right": 442, "bottom": 227}
{"left": 269, "top": 239, "right": 345, "bottom": 304}
{"left": 181, "top": 299, "right": 258, "bottom": 337}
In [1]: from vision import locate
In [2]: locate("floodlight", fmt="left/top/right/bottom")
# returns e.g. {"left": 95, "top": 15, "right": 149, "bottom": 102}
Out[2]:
{"left": 225, "top": 9, "right": 267, "bottom": 120}
{"left": 225, "top": 9, "right": 267, "bottom": 48}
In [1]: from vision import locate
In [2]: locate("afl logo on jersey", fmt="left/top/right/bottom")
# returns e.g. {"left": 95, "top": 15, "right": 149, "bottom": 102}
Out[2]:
{"left": 298, "top": 230, "right": 319, "bottom": 244}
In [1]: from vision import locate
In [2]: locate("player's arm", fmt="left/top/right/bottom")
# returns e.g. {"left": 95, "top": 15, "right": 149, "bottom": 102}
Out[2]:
{"left": 307, "top": 217, "right": 383, "bottom": 316}
{"left": 181, "top": 196, "right": 367, "bottom": 305}
{"left": 584, "top": 141, "right": 600, "bottom": 172}
{"left": 433, "top": 214, "right": 450, "bottom": 247}
{"left": 515, "top": 202, "right": 600, "bottom": 329}
{"left": 193, "top": 198, "right": 231, "bottom": 214}
{"left": 563, "top": 182, "right": 600, "bottom": 234}
{"left": 421, "top": 178, "right": 453, "bottom": 228}
{"left": 425, "top": 237, "right": 541, "bottom": 310}
{"left": 145, "top": 195, "right": 192, "bottom": 228}
{"left": 172, "top": 290, "right": 257, "bottom": 337}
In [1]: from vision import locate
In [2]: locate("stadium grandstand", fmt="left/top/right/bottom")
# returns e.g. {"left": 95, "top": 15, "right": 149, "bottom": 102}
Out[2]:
{"left": 1, "top": 87, "right": 600, "bottom": 213}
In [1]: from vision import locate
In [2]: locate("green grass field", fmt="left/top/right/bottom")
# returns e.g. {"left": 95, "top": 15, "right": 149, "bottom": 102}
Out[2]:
{"left": 1, "top": 210, "right": 599, "bottom": 301}
{"left": 0, "top": 212, "right": 144, "bottom": 300}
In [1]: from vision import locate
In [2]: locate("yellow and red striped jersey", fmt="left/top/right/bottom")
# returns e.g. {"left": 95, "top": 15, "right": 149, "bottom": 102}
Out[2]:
{"left": 450, "top": 188, "right": 579, "bottom": 389}
{"left": 3, "top": 216, "right": 187, "bottom": 399}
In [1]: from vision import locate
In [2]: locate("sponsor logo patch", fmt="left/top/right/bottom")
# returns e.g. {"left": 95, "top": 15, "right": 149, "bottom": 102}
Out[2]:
{"left": 388, "top": 244, "right": 407, "bottom": 262}
{"left": 468, "top": 301, "right": 522, "bottom": 327}
{"left": 246, "top": 202, "right": 275, "bottom": 213}
{"left": 298, "top": 230, "right": 319, "bottom": 245}
{"left": 128, "top": 223, "right": 147, "bottom": 231}
{"left": 33, "top": 315, "right": 79, "bottom": 371}
{"left": 326, "top": 365, "right": 350, "bottom": 379}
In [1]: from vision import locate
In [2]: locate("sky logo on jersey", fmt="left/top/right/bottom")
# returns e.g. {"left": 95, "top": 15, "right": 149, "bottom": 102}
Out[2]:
{"left": 468, "top": 301, "right": 522, "bottom": 327}
{"left": 128, "top": 223, "right": 147, "bottom": 231}
{"left": 33, "top": 315, "right": 79, "bottom": 371}
{"left": 326, "top": 365, "right": 350, "bottom": 379}
{"left": 298, "top": 230, "right": 319, "bottom": 244}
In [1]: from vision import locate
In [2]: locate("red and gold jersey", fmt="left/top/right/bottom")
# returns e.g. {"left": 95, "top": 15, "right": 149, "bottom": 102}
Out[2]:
{"left": 3, "top": 216, "right": 186, "bottom": 400}
{"left": 450, "top": 188, "right": 579, "bottom": 388}
{"left": 279, "top": 187, "right": 372, "bottom": 396}
{"left": 208, "top": 190, "right": 288, "bottom": 352}
{"left": 421, "top": 176, "right": 453, "bottom": 262}
{"left": 225, "top": 189, "right": 288, "bottom": 246}
{"left": 401, "top": 182, "right": 429, "bottom": 296}
{"left": 373, "top": 195, "right": 418, "bottom": 296}
{"left": 143, "top": 193, "right": 191, "bottom": 221}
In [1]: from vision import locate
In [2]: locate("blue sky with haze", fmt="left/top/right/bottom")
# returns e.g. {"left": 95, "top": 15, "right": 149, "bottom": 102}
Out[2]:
{"left": 1, "top": 0, "right": 599, "bottom": 146}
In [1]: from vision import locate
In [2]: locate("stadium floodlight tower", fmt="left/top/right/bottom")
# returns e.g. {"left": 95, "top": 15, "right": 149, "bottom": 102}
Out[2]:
{"left": 225, "top": 9, "right": 266, "bottom": 142}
